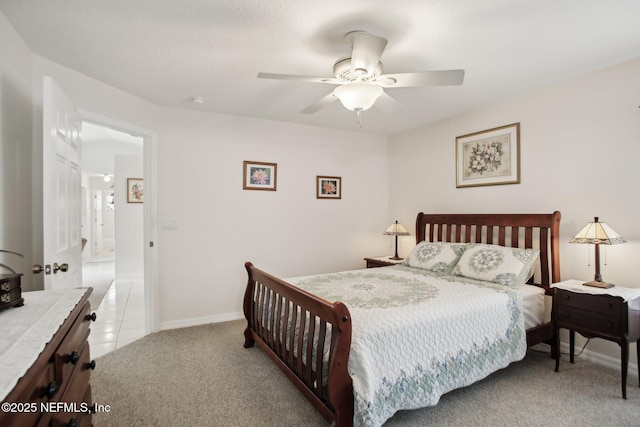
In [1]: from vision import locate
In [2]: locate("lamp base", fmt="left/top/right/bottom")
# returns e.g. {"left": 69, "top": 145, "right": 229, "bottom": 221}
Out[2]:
{"left": 582, "top": 280, "right": 615, "bottom": 289}
{"left": 389, "top": 256, "right": 404, "bottom": 261}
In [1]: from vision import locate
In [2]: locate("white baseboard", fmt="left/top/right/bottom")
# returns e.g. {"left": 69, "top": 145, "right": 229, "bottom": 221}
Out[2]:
{"left": 159, "top": 311, "right": 244, "bottom": 331}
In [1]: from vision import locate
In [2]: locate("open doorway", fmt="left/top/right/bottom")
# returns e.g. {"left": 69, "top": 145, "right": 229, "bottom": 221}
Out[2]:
{"left": 81, "top": 122, "right": 146, "bottom": 357}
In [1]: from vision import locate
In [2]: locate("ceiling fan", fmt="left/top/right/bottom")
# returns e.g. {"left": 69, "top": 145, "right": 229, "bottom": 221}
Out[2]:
{"left": 257, "top": 30, "right": 465, "bottom": 119}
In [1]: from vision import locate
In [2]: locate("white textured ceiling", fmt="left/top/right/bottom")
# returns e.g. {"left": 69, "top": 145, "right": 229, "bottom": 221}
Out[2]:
{"left": 2, "top": 0, "right": 640, "bottom": 135}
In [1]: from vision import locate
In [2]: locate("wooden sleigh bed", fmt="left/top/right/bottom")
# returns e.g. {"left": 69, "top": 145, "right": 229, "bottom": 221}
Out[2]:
{"left": 243, "top": 212, "right": 561, "bottom": 426}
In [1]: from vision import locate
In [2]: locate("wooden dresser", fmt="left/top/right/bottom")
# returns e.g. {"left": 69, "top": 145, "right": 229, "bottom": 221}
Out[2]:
{"left": 0, "top": 288, "right": 96, "bottom": 427}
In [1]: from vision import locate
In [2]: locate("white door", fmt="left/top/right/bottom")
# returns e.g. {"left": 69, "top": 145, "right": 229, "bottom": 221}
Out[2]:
{"left": 42, "top": 77, "right": 83, "bottom": 290}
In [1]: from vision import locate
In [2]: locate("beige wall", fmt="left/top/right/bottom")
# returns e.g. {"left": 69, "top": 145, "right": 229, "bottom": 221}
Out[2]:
{"left": 0, "top": 11, "right": 34, "bottom": 288}
{"left": 152, "top": 107, "right": 390, "bottom": 327}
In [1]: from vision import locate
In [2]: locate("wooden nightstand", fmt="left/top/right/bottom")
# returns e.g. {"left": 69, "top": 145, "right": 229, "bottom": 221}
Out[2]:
{"left": 364, "top": 256, "right": 404, "bottom": 268}
{"left": 553, "top": 282, "right": 640, "bottom": 399}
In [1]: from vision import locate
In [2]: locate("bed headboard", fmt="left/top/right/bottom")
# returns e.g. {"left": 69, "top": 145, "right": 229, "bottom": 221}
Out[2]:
{"left": 415, "top": 212, "right": 561, "bottom": 288}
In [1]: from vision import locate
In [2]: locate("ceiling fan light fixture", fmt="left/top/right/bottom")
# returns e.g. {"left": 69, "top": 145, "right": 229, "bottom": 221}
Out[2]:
{"left": 333, "top": 82, "right": 383, "bottom": 112}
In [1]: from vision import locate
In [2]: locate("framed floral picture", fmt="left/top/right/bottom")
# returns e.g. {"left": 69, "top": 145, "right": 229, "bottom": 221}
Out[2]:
{"left": 455, "top": 123, "right": 520, "bottom": 188}
{"left": 127, "top": 178, "right": 143, "bottom": 203}
{"left": 243, "top": 161, "right": 277, "bottom": 191}
{"left": 316, "top": 176, "right": 341, "bottom": 199}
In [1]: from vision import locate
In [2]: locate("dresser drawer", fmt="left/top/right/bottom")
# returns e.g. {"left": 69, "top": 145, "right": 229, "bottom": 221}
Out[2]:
{"left": 1, "top": 363, "right": 55, "bottom": 427}
{"left": 54, "top": 302, "right": 91, "bottom": 392}
{"left": 0, "top": 276, "right": 20, "bottom": 291}
{"left": 1, "top": 288, "right": 22, "bottom": 304}
{"left": 50, "top": 346, "right": 93, "bottom": 427}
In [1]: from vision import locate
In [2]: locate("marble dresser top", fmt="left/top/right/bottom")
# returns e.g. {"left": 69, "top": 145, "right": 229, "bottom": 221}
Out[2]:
{"left": 0, "top": 288, "right": 90, "bottom": 401}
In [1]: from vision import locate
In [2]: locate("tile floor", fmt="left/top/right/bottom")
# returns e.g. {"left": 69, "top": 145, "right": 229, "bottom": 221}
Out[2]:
{"left": 88, "top": 275, "right": 147, "bottom": 358}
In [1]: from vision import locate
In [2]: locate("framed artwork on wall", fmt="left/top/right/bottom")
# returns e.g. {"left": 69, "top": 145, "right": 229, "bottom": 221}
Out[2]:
{"left": 456, "top": 122, "right": 520, "bottom": 188}
{"left": 127, "top": 178, "right": 143, "bottom": 203}
{"left": 316, "top": 176, "right": 341, "bottom": 199}
{"left": 243, "top": 161, "right": 277, "bottom": 191}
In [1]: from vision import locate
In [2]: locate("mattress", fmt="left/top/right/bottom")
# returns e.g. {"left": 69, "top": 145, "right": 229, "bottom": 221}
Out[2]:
{"left": 518, "top": 283, "right": 546, "bottom": 329}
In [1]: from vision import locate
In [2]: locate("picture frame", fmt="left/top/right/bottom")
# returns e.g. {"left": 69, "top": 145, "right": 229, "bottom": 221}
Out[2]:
{"left": 126, "top": 178, "right": 143, "bottom": 203}
{"left": 456, "top": 122, "right": 520, "bottom": 188}
{"left": 316, "top": 176, "right": 342, "bottom": 199}
{"left": 243, "top": 161, "right": 277, "bottom": 191}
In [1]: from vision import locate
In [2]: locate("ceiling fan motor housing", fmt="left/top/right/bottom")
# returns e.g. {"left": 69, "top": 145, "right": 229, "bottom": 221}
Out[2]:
{"left": 333, "top": 57, "right": 382, "bottom": 82}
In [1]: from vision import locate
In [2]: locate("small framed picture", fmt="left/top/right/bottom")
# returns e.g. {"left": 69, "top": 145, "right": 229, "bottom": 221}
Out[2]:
{"left": 456, "top": 123, "right": 520, "bottom": 188}
{"left": 127, "top": 178, "right": 143, "bottom": 203}
{"left": 243, "top": 161, "right": 277, "bottom": 191}
{"left": 316, "top": 176, "right": 341, "bottom": 199}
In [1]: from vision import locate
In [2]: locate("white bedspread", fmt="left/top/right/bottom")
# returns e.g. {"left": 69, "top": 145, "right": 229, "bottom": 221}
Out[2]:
{"left": 288, "top": 265, "right": 527, "bottom": 427}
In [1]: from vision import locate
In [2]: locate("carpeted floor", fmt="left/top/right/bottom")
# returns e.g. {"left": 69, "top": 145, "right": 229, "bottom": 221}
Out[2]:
{"left": 91, "top": 320, "right": 640, "bottom": 426}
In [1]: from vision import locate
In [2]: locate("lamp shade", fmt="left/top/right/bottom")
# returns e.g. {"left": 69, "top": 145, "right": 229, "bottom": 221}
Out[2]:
{"left": 383, "top": 221, "right": 410, "bottom": 236}
{"left": 334, "top": 82, "right": 383, "bottom": 112}
{"left": 569, "top": 217, "right": 625, "bottom": 245}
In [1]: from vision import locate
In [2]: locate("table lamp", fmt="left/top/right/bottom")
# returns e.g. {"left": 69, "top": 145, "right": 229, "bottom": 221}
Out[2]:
{"left": 569, "top": 216, "right": 625, "bottom": 288}
{"left": 384, "top": 220, "right": 410, "bottom": 260}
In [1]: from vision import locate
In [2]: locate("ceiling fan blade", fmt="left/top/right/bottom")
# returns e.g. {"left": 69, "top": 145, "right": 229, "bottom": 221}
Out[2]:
{"left": 377, "top": 70, "right": 465, "bottom": 88}
{"left": 346, "top": 31, "right": 387, "bottom": 77}
{"left": 300, "top": 92, "right": 338, "bottom": 114}
{"left": 375, "top": 92, "right": 405, "bottom": 113}
{"left": 257, "top": 72, "right": 341, "bottom": 85}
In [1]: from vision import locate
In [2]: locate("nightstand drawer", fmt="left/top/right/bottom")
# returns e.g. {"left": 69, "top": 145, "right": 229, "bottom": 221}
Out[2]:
{"left": 556, "top": 289, "right": 624, "bottom": 316}
{"left": 556, "top": 307, "right": 622, "bottom": 336}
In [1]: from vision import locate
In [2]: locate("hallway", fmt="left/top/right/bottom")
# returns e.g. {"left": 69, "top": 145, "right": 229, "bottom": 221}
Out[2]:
{"left": 83, "top": 260, "right": 147, "bottom": 358}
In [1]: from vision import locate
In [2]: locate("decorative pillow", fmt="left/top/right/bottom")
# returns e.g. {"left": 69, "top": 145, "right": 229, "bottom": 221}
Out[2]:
{"left": 451, "top": 244, "right": 540, "bottom": 286}
{"left": 403, "top": 241, "right": 468, "bottom": 274}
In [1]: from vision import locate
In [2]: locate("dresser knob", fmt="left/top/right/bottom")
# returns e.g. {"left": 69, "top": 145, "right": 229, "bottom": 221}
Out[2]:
{"left": 41, "top": 381, "right": 57, "bottom": 398}
{"left": 88, "top": 360, "right": 97, "bottom": 370}
{"left": 66, "top": 350, "right": 80, "bottom": 365}
{"left": 86, "top": 312, "right": 97, "bottom": 322}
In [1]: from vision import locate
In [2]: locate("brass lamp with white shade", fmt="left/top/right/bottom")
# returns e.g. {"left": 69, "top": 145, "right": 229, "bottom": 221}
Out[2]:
{"left": 384, "top": 220, "right": 410, "bottom": 260}
{"left": 569, "top": 217, "right": 626, "bottom": 288}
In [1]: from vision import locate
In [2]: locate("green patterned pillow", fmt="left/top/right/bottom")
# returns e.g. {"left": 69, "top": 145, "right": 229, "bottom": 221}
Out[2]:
{"left": 451, "top": 244, "right": 540, "bottom": 285}
{"left": 403, "top": 241, "right": 468, "bottom": 274}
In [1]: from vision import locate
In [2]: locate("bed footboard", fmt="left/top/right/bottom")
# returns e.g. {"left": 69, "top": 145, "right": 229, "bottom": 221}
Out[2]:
{"left": 243, "top": 262, "right": 354, "bottom": 427}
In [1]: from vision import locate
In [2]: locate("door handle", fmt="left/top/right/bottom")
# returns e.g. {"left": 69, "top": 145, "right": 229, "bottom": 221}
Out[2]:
{"left": 53, "top": 263, "right": 69, "bottom": 273}
{"left": 33, "top": 264, "right": 52, "bottom": 275}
